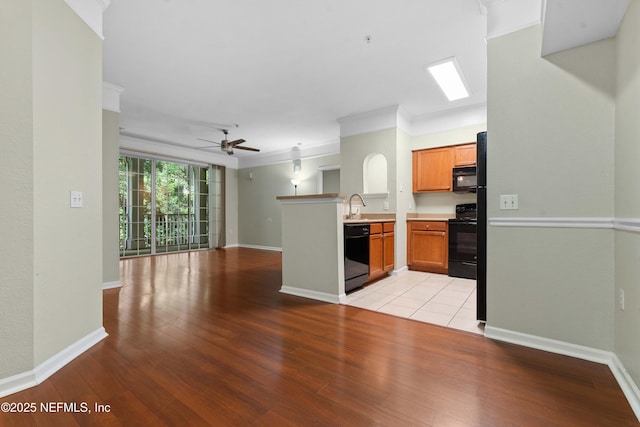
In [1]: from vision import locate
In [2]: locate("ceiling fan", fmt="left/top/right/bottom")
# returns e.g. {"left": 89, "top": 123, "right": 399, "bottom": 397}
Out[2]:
{"left": 196, "top": 129, "right": 260, "bottom": 155}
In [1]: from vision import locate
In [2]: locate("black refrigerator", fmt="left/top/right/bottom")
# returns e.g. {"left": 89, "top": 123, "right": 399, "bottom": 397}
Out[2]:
{"left": 476, "top": 131, "right": 487, "bottom": 322}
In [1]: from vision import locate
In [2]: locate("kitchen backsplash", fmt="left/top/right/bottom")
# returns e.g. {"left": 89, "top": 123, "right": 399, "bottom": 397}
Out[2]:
{"left": 414, "top": 192, "right": 477, "bottom": 213}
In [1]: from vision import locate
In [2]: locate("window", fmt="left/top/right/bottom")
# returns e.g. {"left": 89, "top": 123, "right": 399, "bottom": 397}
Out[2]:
{"left": 119, "top": 155, "right": 225, "bottom": 257}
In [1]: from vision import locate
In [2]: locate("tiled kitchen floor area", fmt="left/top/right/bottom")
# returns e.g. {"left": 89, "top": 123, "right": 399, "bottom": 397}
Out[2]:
{"left": 344, "top": 270, "right": 484, "bottom": 335}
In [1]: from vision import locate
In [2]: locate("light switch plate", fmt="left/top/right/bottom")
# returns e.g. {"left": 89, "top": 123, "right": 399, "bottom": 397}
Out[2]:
{"left": 70, "top": 191, "right": 83, "bottom": 208}
{"left": 500, "top": 194, "right": 518, "bottom": 210}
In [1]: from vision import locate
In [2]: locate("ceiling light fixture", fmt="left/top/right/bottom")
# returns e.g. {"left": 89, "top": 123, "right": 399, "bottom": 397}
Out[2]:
{"left": 427, "top": 57, "right": 470, "bottom": 102}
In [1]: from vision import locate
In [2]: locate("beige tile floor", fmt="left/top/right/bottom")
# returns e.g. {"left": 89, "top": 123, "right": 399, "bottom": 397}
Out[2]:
{"left": 343, "top": 270, "right": 484, "bottom": 335}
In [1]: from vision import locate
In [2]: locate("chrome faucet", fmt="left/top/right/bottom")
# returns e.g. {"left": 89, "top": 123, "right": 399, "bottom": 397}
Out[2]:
{"left": 348, "top": 193, "right": 366, "bottom": 219}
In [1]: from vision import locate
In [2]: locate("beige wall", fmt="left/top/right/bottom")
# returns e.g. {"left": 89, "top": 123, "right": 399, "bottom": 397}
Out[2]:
{"left": 615, "top": 0, "right": 640, "bottom": 390}
{"left": 103, "top": 109, "right": 120, "bottom": 285}
{"left": 487, "top": 25, "right": 616, "bottom": 349}
{"left": 238, "top": 154, "right": 340, "bottom": 248}
{"left": 0, "top": 0, "right": 104, "bottom": 381}
{"left": 32, "top": 0, "right": 104, "bottom": 365}
{"left": 0, "top": 0, "right": 35, "bottom": 378}
{"left": 225, "top": 168, "right": 239, "bottom": 247}
{"left": 341, "top": 129, "right": 397, "bottom": 213}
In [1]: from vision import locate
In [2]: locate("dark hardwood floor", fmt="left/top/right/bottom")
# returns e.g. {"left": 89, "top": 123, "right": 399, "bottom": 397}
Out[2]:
{"left": 2, "top": 248, "right": 637, "bottom": 426}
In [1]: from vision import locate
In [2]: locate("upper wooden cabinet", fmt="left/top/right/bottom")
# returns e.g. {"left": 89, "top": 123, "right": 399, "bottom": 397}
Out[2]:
{"left": 412, "top": 143, "right": 476, "bottom": 193}
{"left": 412, "top": 147, "right": 453, "bottom": 192}
{"left": 453, "top": 143, "right": 476, "bottom": 167}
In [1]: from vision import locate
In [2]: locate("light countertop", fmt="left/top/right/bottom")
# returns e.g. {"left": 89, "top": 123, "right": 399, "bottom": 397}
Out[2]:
{"left": 343, "top": 213, "right": 396, "bottom": 224}
{"left": 406, "top": 213, "right": 455, "bottom": 221}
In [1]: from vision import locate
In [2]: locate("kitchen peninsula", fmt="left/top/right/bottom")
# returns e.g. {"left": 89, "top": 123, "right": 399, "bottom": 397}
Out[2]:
{"left": 277, "top": 194, "right": 395, "bottom": 304}
{"left": 277, "top": 194, "right": 347, "bottom": 303}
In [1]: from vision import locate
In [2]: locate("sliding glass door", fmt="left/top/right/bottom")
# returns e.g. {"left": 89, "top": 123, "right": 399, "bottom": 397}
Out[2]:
{"left": 119, "top": 155, "right": 224, "bottom": 257}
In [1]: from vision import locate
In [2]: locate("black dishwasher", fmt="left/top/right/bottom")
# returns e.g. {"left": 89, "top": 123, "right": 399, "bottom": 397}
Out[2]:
{"left": 344, "top": 224, "right": 370, "bottom": 292}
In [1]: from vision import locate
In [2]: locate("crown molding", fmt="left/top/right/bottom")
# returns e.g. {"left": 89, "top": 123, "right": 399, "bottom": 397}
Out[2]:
{"left": 237, "top": 140, "right": 340, "bottom": 169}
{"left": 119, "top": 132, "right": 238, "bottom": 169}
{"left": 483, "top": 0, "right": 543, "bottom": 40}
{"left": 410, "top": 103, "right": 487, "bottom": 136}
{"left": 64, "top": 0, "right": 111, "bottom": 39}
{"left": 102, "top": 82, "right": 123, "bottom": 112}
{"left": 338, "top": 105, "right": 408, "bottom": 138}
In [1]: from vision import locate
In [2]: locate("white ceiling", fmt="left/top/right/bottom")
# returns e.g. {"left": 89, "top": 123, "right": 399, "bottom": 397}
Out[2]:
{"left": 103, "top": 0, "right": 629, "bottom": 164}
{"left": 103, "top": 0, "right": 488, "bottom": 161}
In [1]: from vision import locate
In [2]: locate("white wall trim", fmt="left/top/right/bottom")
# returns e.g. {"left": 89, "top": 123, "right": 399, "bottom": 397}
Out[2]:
{"left": 280, "top": 286, "right": 344, "bottom": 304}
{"left": 338, "top": 105, "right": 403, "bottom": 138}
{"left": 238, "top": 141, "right": 340, "bottom": 169}
{"left": 64, "top": 0, "right": 110, "bottom": 39}
{"left": 391, "top": 265, "right": 409, "bottom": 276}
{"left": 120, "top": 133, "right": 239, "bottom": 169}
{"left": 485, "top": 326, "right": 640, "bottom": 422}
{"left": 610, "top": 354, "right": 640, "bottom": 421}
{"left": 489, "top": 216, "right": 640, "bottom": 232}
{"left": 482, "top": 0, "right": 542, "bottom": 40}
{"left": 0, "top": 371, "right": 37, "bottom": 399}
{"left": 614, "top": 218, "right": 640, "bottom": 233}
{"left": 489, "top": 216, "right": 614, "bottom": 229}
{"left": 0, "top": 327, "right": 107, "bottom": 398}
{"left": 102, "top": 280, "right": 121, "bottom": 290}
{"left": 484, "top": 326, "right": 613, "bottom": 364}
{"left": 237, "top": 244, "right": 282, "bottom": 252}
{"left": 102, "top": 82, "right": 124, "bottom": 113}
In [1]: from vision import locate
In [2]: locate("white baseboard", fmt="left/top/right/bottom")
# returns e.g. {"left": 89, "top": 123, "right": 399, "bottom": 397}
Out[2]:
{"left": 280, "top": 286, "right": 343, "bottom": 304}
{"left": 391, "top": 266, "right": 409, "bottom": 276}
{"left": 609, "top": 353, "right": 640, "bottom": 421}
{"left": 0, "top": 371, "right": 36, "bottom": 399}
{"left": 484, "top": 326, "right": 612, "bottom": 364}
{"left": 102, "top": 280, "right": 121, "bottom": 290}
{"left": 0, "top": 327, "right": 108, "bottom": 398}
{"left": 237, "top": 244, "right": 282, "bottom": 252}
{"left": 485, "top": 326, "right": 640, "bottom": 422}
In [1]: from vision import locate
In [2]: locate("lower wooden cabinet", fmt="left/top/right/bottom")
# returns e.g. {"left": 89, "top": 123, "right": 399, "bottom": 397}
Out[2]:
{"left": 407, "top": 221, "right": 448, "bottom": 274}
{"left": 369, "top": 222, "right": 395, "bottom": 281}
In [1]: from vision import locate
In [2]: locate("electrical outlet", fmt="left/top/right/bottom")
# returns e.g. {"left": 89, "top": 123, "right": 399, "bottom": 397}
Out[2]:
{"left": 619, "top": 288, "right": 625, "bottom": 311}
{"left": 383, "top": 200, "right": 389, "bottom": 210}
{"left": 70, "top": 191, "right": 83, "bottom": 208}
{"left": 500, "top": 194, "right": 518, "bottom": 210}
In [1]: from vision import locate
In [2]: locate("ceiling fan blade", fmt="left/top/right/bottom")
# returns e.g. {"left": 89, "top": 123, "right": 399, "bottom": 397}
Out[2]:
{"left": 228, "top": 139, "right": 246, "bottom": 146}
{"left": 234, "top": 145, "right": 260, "bottom": 152}
{"left": 196, "top": 137, "right": 221, "bottom": 146}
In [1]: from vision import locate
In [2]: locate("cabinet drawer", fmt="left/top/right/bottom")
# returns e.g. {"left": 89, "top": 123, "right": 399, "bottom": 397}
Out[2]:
{"left": 383, "top": 222, "right": 394, "bottom": 233}
{"left": 409, "top": 221, "right": 446, "bottom": 232}
{"left": 370, "top": 223, "right": 383, "bottom": 235}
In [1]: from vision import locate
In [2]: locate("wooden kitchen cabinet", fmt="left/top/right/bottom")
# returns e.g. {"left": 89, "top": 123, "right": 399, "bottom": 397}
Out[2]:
{"left": 407, "top": 221, "right": 448, "bottom": 274}
{"left": 453, "top": 143, "right": 476, "bottom": 167}
{"left": 412, "top": 147, "right": 453, "bottom": 192}
{"left": 412, "top": 143, "right": 477, "bottom": 193}
{"left": 383, "top": 222, "right": 395, "bottom": 273}
{"left": 369, "top": 222, "right": 395, "bottom": 281}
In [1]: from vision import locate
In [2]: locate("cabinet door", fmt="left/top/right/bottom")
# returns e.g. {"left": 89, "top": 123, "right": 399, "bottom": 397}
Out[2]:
{"left": 383, "top": 232, "right": 394, "bottom": 272}
{"left": 412, "top": 147, "right": 453, "bottom": 192}
{"left": 407, "top": 221, "right": 448, "bottom": 274}
{"left": 454, "top": 143, "right": 476, "bottom": 167}
{"left": 409, "top": 231, "right": 447, "bottom": 272}
{"left": 369, "top": 233, "right": 383, "bottom": 278}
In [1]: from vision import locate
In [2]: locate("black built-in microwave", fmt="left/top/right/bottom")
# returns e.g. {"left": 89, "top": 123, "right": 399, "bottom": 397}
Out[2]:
{"left": 452, "top": 166, "right": 477, "bottom": 193}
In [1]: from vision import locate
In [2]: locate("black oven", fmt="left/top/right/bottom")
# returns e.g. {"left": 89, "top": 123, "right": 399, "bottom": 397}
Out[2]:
{"left": 448, "top": 203, "right": 477, "bottom": 279}
{"left": 452, "top": 166, "right": 477, "bottom": 193}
